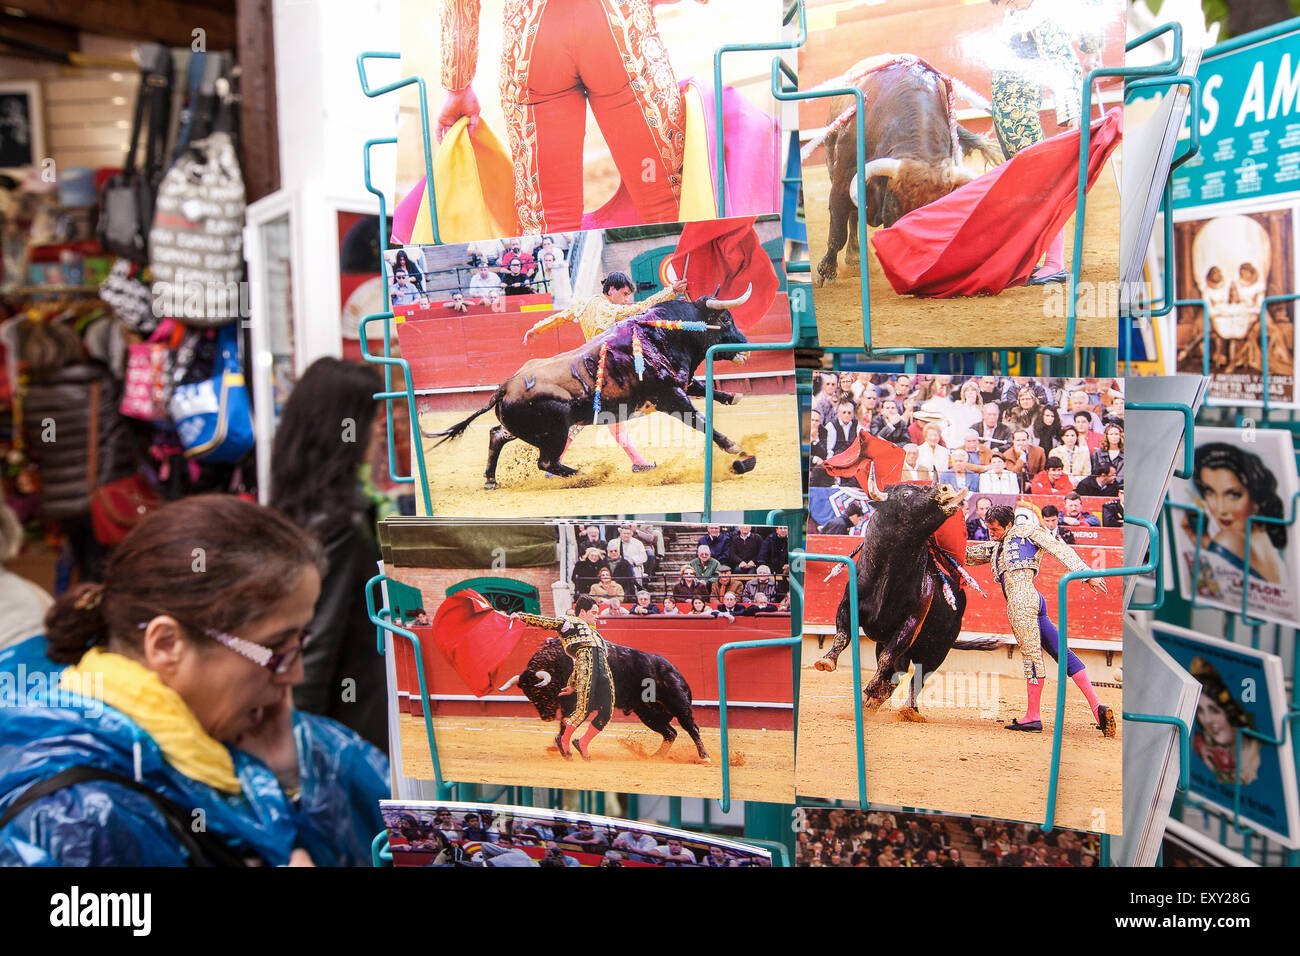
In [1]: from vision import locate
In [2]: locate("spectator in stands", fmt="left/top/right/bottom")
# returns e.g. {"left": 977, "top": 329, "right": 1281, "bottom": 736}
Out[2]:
{"left": 688, "top": 544, "right": 720, "bottom": 582}
{"left": 615, "top": 525, "right": 648, "bottom": 581}
{"left": 612, "top": 829, "right": 658, "bottom": 862}
{"left": 571, "top": 547, "right": 606, "bottom": 595}
{"left": 390, "top": 270, "right": 422, "bottom": 306}
{"left": 588, "top": 567, "right": 625, "bottom": 608}
{"left": 825, "top": 399, "right": 858, "bottom": 456}
{"left": 710, "top": 567, "right": 742, "bottom": 603}
{"left": 629, "top": 590, "right": 662, "bottom": 615}
{"left": 729, "top": 525, "right": 762, "bottom": 571}
{"left": 1029, "top": 462, "right": 1074, "bottom": 497}
{"left": 1077, "top": 464, "right": 1121, "bottom": 498}
{"left": 967, "top": 496, "right": 993, "bottom": 540}
{"left": 1005, "top": 429, "right": 1046, "bottom": 487}
{"left": 718, "top": 591, "right": 744, "bottom": 617}
{"left": 698, "top": 524, "right": 731, "bottom": 566}
{"left": 743, "top": 590, "right": 785, "bottom": 614}
{"left": 469, "top": 262, "right": 503, "bottom": 302}
{"left": 393, "top": 250, "right": 424, "bottom": 292}
{"left": 501, "top": 240, "right": 536, "bottom": 276}
{"left": 944, "top": 848, "right": 965, "bottom": 867}
{"left": 1049, "top": 425, "right": 1091, "bottom": 477}
{"left": 872, "top": 399, "right": 911, "bottom": 445}
{"left": 943, "top": 379, "right": 986, "bottom": 446}
{"left": 915, "top": 421, "right": 950, "bottom": 475}
{"left": 809, "top": 409, "right": 829, "bottom": 468}
{"left": 1066, "top": 389, "right": 1101, "bottom": 434}
{"left": 671, "top": 567, "right": 708, "bottom": 604}
{"left": 631, "top": 522, "right": 662, "bottom": 575}
{"left": 901, "top": 444, "right": 926, "bottom": 481}
{"left": 578, "top": 524, "right": 607, "bottom": 553}
{"left": 760, "top": 525, "right": 790, "bottom": 575}
{"left": 467, "top": 239, "right": 505, "bottom": 266}
{"left": 652, "top": 837, "right": 697, "bottom": 865}
{"left": 978, "top": 453, "right": 1019, "bottom": 494}
{"left": 1092, "top": 423, "right": 1124, "bottom": 479}
{"left": 604, "top": 542, "right": 638, "bottom": 595}
{"left": 1073, "top": 410, "right": 1102, "bottom": 454}
{"left": 1060, "top": 492, "right": 1100, "bottom": 527}
{"left": 540, "top": 248, "right": 572, "bottom": 308}
{"left": 566, "top": 821, "right": 608, "bottom": 849}
{"left": 1040, "top": 505, "right": 1075, "bottom": 544}
{"left": 501, "top": 258, "right": 535, "bottom": 296}
{"left": 443, "top": 290, "right": 470, "bottom": 313}
{"left": 686, "top": 596, "right": 731, "bottom": 620}
{"left": 1102, "top": 487, "right": 1124, "bottom": 528}
{"left": 1002, "top": 385, "right": 1043, "bottom": 433}
{"left": 821, "top": 501, "right": 866, "bottom": 535}
{"left": 961, "top": 431, "right": 990, "bottom": 475}
{"left": 742, "top": 565, "right": 780, "bottom": 603}
{"left": 1034, "top": 405, "right": 1063, "bottom": 451}
{"left": 812, "top": 373, "right": 841, "bottom": 422}
{"left": 942, "top": 448, "right": 981, "bottom": 494}
{"left": 976, "top": 402, "right": 1013, "bottom": 450}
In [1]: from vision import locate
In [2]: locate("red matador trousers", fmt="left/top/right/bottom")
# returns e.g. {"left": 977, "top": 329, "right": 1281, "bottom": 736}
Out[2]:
{"left": 500, "top": 0, "right": 685, "bottom": 232}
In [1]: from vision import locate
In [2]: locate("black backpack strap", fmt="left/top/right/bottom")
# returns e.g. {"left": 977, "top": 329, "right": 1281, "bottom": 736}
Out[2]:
{"left": 0, "top": 765, "right": 254, "bottom": 867}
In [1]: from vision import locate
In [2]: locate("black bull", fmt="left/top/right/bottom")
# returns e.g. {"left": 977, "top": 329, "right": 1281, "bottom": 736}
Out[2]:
{"left": 426, "top": 293, "right": 754, "bottom": 489}
{"left": 500, "top": 638, "right": 709, "bottom": 760}
{"left": 813, "top": 478, "right": 991, "bottom": 716}
{"left": 816, "top": 61, "right": 1001, "bottom": 286}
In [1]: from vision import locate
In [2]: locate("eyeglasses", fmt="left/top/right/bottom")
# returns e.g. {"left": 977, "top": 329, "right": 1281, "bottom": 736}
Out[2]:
{"left": 205, "top": 627, "right": 311, "bottom": 676}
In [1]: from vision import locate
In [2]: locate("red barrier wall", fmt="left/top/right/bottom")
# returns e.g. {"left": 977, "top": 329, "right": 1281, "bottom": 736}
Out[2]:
{"left": 396, "top": 292, "right": 795, "bottom": 393}
{"left": 394, "top": 614, "right": 794, "bottom": 730}
{"left": 801, "top": 534, "right": 1122, "bottom": 641}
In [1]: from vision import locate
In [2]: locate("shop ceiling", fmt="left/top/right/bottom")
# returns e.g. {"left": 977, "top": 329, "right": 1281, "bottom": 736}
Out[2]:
{"left": 0, "top": 1, "right": 237, "bottom": 56}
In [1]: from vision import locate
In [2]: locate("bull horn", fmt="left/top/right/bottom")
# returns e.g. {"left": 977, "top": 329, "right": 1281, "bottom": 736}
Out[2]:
{"left": 931, "top": 470, "right": 940, "bottom": 490}
{"left": 703, "top": 283, "right": 753, "bottom": 311}
{"left": 867, "top": 468, "right": 888, "bottom": 502}
{"left": 534, "top": 670, "right": 551, "bottom": 688}
{"left": 664, "top": 254, "right": 689, "bottom": 286}
{"left": 861, "top": 158, "right": 902, "bottom": 182}
{"left": 498, "top": 674, "right": 521, "bottom": 692}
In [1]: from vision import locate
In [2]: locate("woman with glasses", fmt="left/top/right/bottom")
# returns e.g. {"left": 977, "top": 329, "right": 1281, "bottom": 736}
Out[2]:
{"left": 0, "top": 495, "right": 389, "bottom": 866}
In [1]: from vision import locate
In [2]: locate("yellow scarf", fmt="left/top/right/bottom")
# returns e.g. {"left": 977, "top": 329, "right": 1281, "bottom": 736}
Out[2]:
{"left": 61, "top": 647, "right": 242, "bottom": 794}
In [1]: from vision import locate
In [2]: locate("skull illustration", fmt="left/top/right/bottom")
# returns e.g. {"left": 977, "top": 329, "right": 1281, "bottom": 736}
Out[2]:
{"left": 1191, "top": 215, "right": 1270, "bottom": 340}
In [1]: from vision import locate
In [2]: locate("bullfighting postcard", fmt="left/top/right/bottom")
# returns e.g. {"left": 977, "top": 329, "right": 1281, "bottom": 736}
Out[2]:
{"left": 1167, "top": 425, "right": 1300, "bottom": 628}
{"left": 795, "top": 805, "right": 1103, "bottom": 867}
{"left": 393, "top": 215, "right": 802, "bottom": 518}
{"left": 799, "top": 372, "right": 1123, "bottom": 832}
{"left": 1152, "top": 624, "right": 1300, "bottom": 849}
{"left": 382, "top": 800, "right": 772, "bottom": 866}
{"left": 797, "top": 0, "right": 1126, "bottom": 349}
{"left": 392, "top": 0, "right": 784, "bottom": 245}
{"left": 1168, "top": 28, "right": 1300, "bottom": 406}
{"left": 378, "top": 517, "right": 796, "bottom": 802}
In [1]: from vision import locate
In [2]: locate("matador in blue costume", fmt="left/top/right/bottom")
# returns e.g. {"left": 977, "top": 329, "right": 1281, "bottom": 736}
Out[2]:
{"left": 966, "top": 503, "right": 1116, "bottom": 736}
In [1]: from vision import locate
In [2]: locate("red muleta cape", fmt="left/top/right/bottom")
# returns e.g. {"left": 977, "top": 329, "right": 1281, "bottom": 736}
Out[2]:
{"left": 871, "top": 108, "right": 1123, "bottom": 297}
{"left": 668, "top": 217, "right": 779, "bottom": 329}
{"left": 431, "top": 590, "right": 526, "bottom": 697}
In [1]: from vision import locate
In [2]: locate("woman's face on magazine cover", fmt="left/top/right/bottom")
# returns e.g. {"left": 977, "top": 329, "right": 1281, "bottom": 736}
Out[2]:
{"left": 1200, "top": 467, "right": 1256, "bottom": 537}
{"left": 1197, "top": 694, "right": 1234, "bottom": 747}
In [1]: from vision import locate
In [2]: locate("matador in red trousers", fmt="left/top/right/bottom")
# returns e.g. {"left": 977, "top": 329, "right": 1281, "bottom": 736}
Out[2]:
{"left": 438, "top": 0, "right": 693, "bottom": 233}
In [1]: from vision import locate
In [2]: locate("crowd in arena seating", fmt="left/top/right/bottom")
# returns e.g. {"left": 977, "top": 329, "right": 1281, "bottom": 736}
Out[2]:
{"left": 385, "top": 807, "right": 767, "bottom": 867}
{"left": 386, "top": 234, "right": 576, "bottom": 311}
{"left": 810, "top": 373, "right": 1125, "bottom": 534}
{"left": 796, "top": 807, "right": 1100, "bottom": 867}
{"left": 565, "top": 522, "right": 791, "bottom": 619}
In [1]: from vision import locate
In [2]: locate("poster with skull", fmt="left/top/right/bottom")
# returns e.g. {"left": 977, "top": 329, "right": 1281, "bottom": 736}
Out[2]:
{"left": 1173, "top": 205, "right": 1297, "bottom": 406}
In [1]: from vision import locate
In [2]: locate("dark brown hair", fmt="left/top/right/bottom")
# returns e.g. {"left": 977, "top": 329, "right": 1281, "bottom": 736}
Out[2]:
{"left": 45, "top": 495, "right": 326, "bottom": 664}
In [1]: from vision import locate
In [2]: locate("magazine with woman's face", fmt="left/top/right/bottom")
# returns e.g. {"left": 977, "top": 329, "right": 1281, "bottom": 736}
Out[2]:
{"left": 1152, "top": 624, "right": 1300, "bottom": 850}
{"left": 1167, "top": 425, "right": 1300, "bottom": 627}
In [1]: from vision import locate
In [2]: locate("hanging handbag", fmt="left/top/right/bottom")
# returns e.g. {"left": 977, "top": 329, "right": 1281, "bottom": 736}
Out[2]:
{"left": 100, "top": 257, "right": 158, "bottom": 334}
{"left": 149, "top": 71, "right": 245, "bottom": 329}
{"left": 83, "top": 379, "right": 160, "bottom": 546}
{"left": 120, "top": 319, "right": 183, "bottom": 422}
{"left": 97, "top": 45, "right": 173, "bottom": 264}
{"left": 167, "top": 322, "right": 254, "bottom": 463}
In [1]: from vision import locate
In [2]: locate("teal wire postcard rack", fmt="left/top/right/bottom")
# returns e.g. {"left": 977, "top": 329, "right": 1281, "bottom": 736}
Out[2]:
{"left": 349, "top": 3, "right": 1219, "bottom": 866}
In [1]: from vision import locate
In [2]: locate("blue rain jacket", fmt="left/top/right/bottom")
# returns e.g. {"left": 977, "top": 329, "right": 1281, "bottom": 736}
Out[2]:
{"left": 0, "top": 636, "right": 390, "bottom": 866}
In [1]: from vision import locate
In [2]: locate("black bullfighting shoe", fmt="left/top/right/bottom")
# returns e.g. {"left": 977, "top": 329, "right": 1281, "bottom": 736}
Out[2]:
{"left": 1004, "top": 718, "right": 1043, "bottom": 732}
{"left": 1096, "top": 704, "right": 1117, "bottom": 738}
{"left": 1026, "top": 269, "right": 1069, "bottom": 286}
{"left": 632, "top": 462, "right": 658, "bottom": 473}
{"left": 554, "top": 732, "right": 573, "bottom": 759}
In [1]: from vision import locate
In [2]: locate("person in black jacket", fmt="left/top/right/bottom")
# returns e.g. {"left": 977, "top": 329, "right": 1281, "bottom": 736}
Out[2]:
{"left": 270, "top": 357, "right": 388, "bottom": 750}
{"left": 759, "top": 525, "right": 790, "bottom": 575}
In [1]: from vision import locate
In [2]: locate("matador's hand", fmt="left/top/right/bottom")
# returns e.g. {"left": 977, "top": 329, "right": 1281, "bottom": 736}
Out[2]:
{"left": 437, "top": 86, "right": 481, "bottom": 142}
{"left": 1085, "top": 578, "right": 1107, "bottom": 594}
{"left": 558, "top": 686, "right": 575, "bottom": 697}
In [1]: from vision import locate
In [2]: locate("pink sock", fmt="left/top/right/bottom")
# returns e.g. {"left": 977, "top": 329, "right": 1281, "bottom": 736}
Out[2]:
{"left": 609, "top": 421, "right": 650, "bottom": 467}
{"left": 1071, "top": 670, "right": 1102, "bottom": 722}
{"left": 1025, "top": 678, "right": 1044, "bottom": 723}
{"left": 1040, "top": 230, "right": 1066, "bottom": 275}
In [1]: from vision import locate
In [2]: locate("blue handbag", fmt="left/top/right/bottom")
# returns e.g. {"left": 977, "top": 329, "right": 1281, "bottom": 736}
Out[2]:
{"left": 168, "top": 323, "right": 254, "bottom": 463}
